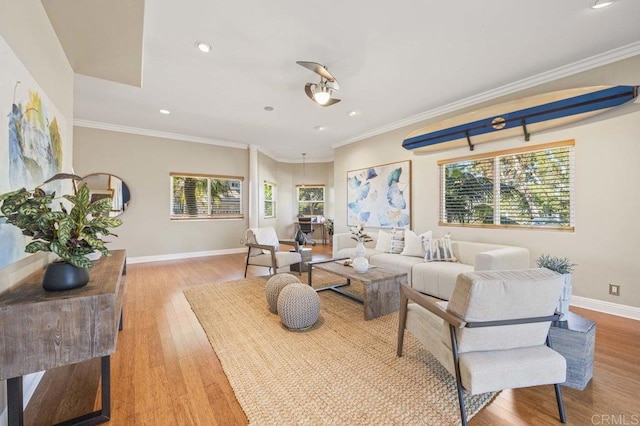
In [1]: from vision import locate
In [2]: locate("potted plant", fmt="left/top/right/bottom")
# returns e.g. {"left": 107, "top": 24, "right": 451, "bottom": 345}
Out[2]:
{"left": 536, "top": 254, "right": 576, "bottom": 320}
{"left": 325, "top": 218, "right": 334, "bottom": 237}
{"left": 0, "top": 173, "right": 123, "bottom": 291}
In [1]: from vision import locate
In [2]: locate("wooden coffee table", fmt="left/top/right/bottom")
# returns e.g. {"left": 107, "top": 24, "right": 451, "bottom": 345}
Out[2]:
{"left": 308, "top": 259, "right": 408, "bottom": 320}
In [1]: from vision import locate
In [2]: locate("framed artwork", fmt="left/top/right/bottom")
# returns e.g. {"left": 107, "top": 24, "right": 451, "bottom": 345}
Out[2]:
{"left": 0, "top": 34, "right": 67, "bottom": 269}
{"left": 347, "top": 160, "right": 411, "bottom": 228}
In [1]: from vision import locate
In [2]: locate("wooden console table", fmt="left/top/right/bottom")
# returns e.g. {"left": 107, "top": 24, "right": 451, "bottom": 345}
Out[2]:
{"left": 0, "top": 250, "right": 126, "bottom": 425}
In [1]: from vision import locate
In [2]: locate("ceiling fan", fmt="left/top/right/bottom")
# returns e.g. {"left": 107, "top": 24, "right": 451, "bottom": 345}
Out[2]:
{"left": 296, "top": 61, "right": 341, "bottom": 107}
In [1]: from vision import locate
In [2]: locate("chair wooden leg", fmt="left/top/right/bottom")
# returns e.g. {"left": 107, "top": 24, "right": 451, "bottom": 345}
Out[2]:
{"left": 554, "top": 383, "right": 567, "bottom": 423}
{"left": 396, "top": 288, "right": 409, "bottom": 357}
{"left": 450, "top": 324, "right": 468, "bottom": 426}
{"left": 244, "top": 249, "right": 250, "bottom": 278}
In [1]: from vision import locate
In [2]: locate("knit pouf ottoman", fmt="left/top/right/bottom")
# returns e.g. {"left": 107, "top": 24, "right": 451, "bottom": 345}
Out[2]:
{"left": 277, "top": 283, "right": 321, "bottom": 330}
{"left": 265, "top": 273, "right": 301, "bottom": 314}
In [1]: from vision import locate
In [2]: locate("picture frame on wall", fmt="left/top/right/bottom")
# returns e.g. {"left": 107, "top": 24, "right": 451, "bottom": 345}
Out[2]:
{"left": 347, "top": 160, "right": 411, "bottom": 228}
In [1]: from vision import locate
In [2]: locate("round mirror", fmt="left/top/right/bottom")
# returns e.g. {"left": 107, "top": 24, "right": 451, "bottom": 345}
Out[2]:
{"left": 78, "top": 173, "right": 131, "bottom": 217}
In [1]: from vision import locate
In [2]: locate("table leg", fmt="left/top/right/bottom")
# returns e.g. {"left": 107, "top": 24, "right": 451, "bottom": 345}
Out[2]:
{"left": 7, "top": 376, "right": 24, "bottom": 426}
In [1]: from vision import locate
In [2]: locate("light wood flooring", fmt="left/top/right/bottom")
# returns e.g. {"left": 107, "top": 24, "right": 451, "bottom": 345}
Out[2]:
{"left": 24, "top": 244, "right": 640, "bottom": 425}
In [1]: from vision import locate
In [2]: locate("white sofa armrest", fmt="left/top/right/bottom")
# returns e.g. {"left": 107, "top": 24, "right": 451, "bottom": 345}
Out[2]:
{"left": 474, "top": 247, "right": 530, "bottom": 271}
{"left": 332, "top": 232, "right": 378, "bottom": 258}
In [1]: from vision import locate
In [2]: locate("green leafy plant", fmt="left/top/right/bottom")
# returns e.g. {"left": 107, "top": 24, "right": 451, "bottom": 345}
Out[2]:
{"left": 325, "top": 218, "right": 334, "bottom": 236}
{"left": 0, "top": 174, "right": 123, "bottom": 269}
{"left": 536, "top": 254, "right": 576, "bottom": 274}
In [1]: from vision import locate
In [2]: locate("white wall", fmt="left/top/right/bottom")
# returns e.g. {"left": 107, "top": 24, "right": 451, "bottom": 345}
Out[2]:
{"left": 334, "top": 104, "right": 640, "bottom": 310}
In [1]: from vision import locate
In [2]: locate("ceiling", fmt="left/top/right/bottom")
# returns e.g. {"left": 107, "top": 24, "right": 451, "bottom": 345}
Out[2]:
{"left": 43, "top": 0, "right": 640, "bottom": 162}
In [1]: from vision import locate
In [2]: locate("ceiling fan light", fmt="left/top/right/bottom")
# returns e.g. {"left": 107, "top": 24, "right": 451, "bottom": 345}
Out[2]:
{"left": 313, "top": 90, "right": 331, "bottom": 105}
{"left": 591, "top": 0, "right": 614, "bottom": 9}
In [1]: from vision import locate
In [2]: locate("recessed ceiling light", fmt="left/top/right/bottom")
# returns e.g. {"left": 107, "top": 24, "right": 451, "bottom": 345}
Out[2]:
{"left": 264, "top": 106, "right": 274, "bottom": 111}
{"left": 159, "top": 109, "right": 171, "bottom": 115}
{"left": 195, "top": 41, "right": 212, "bottom": 53}
{"left": 314, "top": 125, "right": 325, "bottom": 131}
{"left": 347, "top": 110, "right": 357, "bottom": 117}
{"left": 591, "top": 0, "right": 614, "bottom": 9}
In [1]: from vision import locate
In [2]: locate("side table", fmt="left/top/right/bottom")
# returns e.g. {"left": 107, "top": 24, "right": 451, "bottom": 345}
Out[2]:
{"left": 549, "top": 311, "right": 596, "bottom": 390}
{"left": 290, "top": 247, "right": 312, "bottom": 273}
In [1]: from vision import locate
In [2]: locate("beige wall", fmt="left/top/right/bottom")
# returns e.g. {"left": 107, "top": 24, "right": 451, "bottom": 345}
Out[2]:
{"left": 73, "top": 126, "right": 250, "bottom": 257}
{"left": 282, "top": 161, "right": 334, "bottom": 239}
{"left": 335, "top": 90, "right": 640, "bottom": 309}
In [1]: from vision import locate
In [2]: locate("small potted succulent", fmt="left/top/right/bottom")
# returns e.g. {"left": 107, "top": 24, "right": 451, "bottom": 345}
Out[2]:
{"left": 536, "top": 254, "right": 576, "bottom": 320}
{"left": 0, "top": 173, "right": 123, "bottom": 291}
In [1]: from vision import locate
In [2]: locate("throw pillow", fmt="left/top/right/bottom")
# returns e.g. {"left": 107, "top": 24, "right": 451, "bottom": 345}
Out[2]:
{"left": 401, "top": 230, "right": 432, "bottom": 257}
{"left": 388, "top": 228, "right": 405, "bottom": 254}
{"left": 424, "top": 233, "right": 457, "bottom": 262}
{"left": 374, "top": 229, "right": 393, "bottom": 252}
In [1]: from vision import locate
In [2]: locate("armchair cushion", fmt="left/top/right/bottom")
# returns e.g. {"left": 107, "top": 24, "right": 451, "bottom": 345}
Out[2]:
{"left": 250, "top": 251, "right": 302, "bottom": 268}
{"left": 447, "top": 269, "right": 563, "bottom": 353}
{"left": 460, "top": 345, "right": 566, "bottom": 394}
{"left": 246, "top": 227, "right": 280, "bottom": 255}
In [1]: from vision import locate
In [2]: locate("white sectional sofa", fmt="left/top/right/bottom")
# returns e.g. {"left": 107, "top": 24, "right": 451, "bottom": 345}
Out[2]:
{"left": 332, "top": 231, "right": 530, "bottom": 300}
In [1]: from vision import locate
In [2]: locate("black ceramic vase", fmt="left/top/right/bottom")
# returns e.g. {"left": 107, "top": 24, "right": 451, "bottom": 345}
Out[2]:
{"left": 42, "top": 262, "right": 90, "bottom": 291}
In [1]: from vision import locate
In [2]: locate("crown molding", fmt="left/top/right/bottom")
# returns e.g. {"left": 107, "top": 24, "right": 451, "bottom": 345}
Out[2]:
{"left": 334, "top": 41, "right": 640, "bottom": 149}
{"left": 254, "top": 145, "right": 334, "bottom": 163}
{"left": 73, "top": 119, "right": 248, "bottom": 150}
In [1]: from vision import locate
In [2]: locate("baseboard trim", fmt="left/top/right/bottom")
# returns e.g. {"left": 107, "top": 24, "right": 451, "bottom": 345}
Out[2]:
{"left": 571, "top": 296, "right": 640, "bottom": 321}
{"left": 127, "top": 248, "right": 246, "bottom": 264}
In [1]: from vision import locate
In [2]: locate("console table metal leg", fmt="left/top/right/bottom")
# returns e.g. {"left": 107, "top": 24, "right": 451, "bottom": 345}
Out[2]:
{"left": 7, "top": 376, "right": 24, "bottom": 426}
{"left": 53, "top": 355, "right": 111, "bottom": 426}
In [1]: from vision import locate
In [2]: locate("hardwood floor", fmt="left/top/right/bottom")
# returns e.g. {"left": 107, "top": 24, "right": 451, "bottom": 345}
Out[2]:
{"left": 24, "top": 245, "right": 640, "bottom": 425}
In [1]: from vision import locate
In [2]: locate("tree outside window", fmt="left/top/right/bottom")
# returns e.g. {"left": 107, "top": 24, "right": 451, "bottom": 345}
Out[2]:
{"left": 264, "top": 182, "right": 276, "bottom": 218}
{"left": 440, "top": 141, "right": 574, "bottom": 229}
{"left": 297, "top": 186, "right": 324, "bottom": 216}
{"left": 171, "top": 173, "right": 243, "bottom": 219}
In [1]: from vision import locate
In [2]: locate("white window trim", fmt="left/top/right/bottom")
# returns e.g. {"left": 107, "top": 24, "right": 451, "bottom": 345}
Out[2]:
{"left": 438, "top": 140, "right": 575, "bottom": 231}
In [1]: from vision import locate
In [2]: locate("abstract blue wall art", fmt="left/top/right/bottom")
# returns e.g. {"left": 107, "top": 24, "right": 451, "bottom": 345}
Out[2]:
{"left": 347, "top": 160, "right": 411, "bottom": 228}
{"left": 0, "top": 34, "right": 66, "bottom": 269}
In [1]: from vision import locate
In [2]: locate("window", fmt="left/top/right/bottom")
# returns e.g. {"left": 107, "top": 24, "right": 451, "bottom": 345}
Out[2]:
{"left": 297, "top": 185, "right": 325, "bottom": 216}
{"left": 170, "top": 173, "right": 243, "bottom": 219}
{"left": 439, "top": 140, "right": 574, "bottom": 230}
{"left": 264, "top": 181, "right": 276, "bottom": 218}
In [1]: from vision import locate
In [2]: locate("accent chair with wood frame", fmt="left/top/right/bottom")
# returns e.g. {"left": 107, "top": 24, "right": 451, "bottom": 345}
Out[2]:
{"left": 244, "top": 227, "right": 302, "bottom": 277}
{"left": 397, "top": 269, "right": 567, "bottom": 425}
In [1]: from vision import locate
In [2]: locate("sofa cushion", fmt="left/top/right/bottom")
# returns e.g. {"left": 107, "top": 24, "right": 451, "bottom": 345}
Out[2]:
{"left": 375, "top": 230, "right": 393, "bottom": 252}
{"left": 401, "top": 230, "right": 432, "bottom": 257}
{"left": 411, "top": 262, "right": 473, "bottom": 300}
{"left": 369, "top": 253, "right": 422, "bottom": 286}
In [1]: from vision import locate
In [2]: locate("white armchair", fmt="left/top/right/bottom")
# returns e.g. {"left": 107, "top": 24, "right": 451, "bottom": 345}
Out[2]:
{"left": 244, "top": 227, "right": 302, "bottom": 277}
{"left": 397, "top": 269, "right": 567, "bottom": 425}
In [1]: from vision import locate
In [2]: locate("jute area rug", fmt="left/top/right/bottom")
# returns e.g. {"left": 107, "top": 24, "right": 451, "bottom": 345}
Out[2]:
{"left": 184, "top": 271, "right": 496, "bottom": 425}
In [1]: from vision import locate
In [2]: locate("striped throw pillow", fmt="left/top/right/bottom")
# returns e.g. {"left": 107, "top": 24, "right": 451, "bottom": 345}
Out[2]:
{"left": 424, "top": 234, "right": 457, "bottom": 262}
{"left": 388, "top": 228, "right": 405, "bottom": 254}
